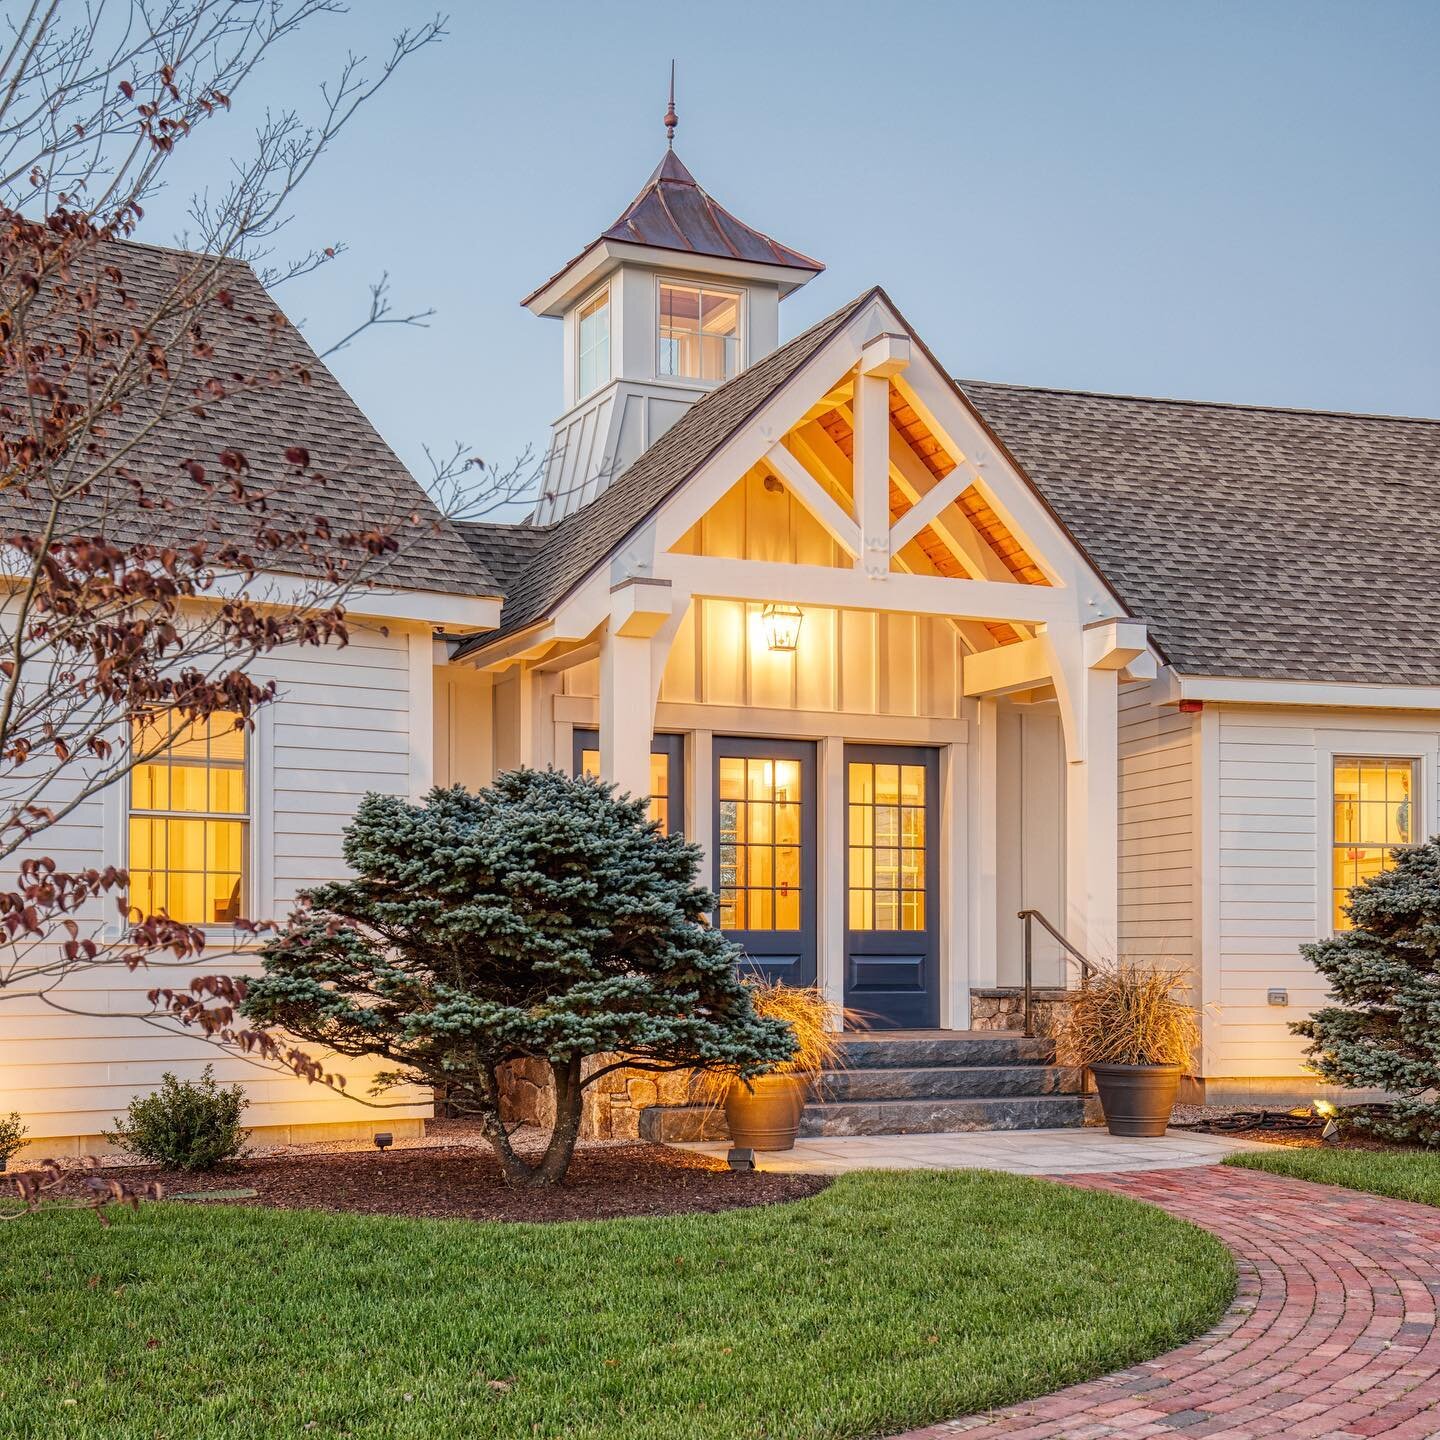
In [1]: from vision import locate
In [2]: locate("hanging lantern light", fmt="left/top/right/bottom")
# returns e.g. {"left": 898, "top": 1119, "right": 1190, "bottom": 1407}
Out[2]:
{"left": 761, "top": 601, "right": 803, "bottom": 653}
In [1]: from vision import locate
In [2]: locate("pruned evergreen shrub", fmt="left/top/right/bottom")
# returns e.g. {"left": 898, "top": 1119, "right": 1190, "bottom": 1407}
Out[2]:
{"left": 0, "top": 1111, "right": 27, "bottom": 1170}
{"left": 106, "top": 1066, "right": 250, "bottom": 1170}
{"left": 1295, "top": 837, "right": 1440, "bottom": 1145}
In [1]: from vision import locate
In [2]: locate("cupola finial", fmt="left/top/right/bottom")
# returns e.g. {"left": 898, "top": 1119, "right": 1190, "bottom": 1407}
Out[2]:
{"left": 663, "top": 60, "right": 678, "bottom": 147}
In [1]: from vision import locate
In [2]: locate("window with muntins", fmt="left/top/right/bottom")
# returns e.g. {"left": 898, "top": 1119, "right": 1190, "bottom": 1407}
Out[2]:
{"left": 576, "top": 287, "right": 610, "bottom": 398}
{"left": 1332, "top": 756, "right": 1417, "bottom": 930}
{"left": 658, "top": 282, "right": 739, "bottom": 382}
{"left": 847, "top": 760, "right": 927, "bottom": 931}
{"left": 578, "top": 746, "right": 675, "bottom": 834}
{"left": 717, "top": 755, "right": 802, "bottom": 930}
{"left": 128, "top": 711, "right": 247, "bottom": 925}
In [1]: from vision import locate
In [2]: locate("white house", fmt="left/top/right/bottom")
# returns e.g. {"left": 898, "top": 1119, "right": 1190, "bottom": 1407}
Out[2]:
{"left": 9, "top": 124, "right": 1439, "bottom": 1157}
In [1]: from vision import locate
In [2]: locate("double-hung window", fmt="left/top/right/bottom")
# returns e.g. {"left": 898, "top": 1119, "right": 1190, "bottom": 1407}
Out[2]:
{"left": 658, "top": 281, "right": 739, "bottom": 382}
{"left": 128, "top": 710, "right": 248, "bottom": 925}
{"left": 576, "top": 287, "right": 610, "bottom": 399}
{"left": 1331, "top": 756, "right": 1417, "bottom": 930}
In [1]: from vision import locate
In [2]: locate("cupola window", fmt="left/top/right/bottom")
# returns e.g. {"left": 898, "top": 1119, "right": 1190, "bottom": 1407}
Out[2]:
{"left": 576, "top": 287, "right": 610, "bottom": 399}
{"left": 659, "top": 281, "right": 740, "bottom": 382}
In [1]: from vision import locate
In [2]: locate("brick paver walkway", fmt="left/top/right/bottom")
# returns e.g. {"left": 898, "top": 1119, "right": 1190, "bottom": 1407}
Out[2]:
{"left": 892, "top": 1163, "right": 1440, "bottom": 1439}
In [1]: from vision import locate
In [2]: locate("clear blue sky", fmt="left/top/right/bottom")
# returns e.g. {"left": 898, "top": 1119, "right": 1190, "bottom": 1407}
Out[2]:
{"left": 145, "top": 1, "right": 1439, "bottom": 505}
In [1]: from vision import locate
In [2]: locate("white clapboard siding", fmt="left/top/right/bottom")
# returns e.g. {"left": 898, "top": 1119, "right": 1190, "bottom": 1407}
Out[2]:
{"left": 1207, "top": 707, "right": 1440, "bottom": 1077}
{"left": 0, "top": 623, "right": 433, "bottom": 1145}
{"left": 1117, "top": 679, "right": 1197, "bottom": 969}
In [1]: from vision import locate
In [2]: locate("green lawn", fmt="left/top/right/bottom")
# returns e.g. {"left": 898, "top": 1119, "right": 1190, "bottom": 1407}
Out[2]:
{"left": 0, "top": 1170, "right": 1232, "bottom": 1440}
{"left": 1226, "top": 1145, "right": 1440, "bottom": 1206}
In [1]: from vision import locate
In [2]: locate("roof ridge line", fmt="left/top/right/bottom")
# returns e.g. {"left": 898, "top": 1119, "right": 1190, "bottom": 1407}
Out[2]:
{"left": 957, "top": 377, "right": 1440, "bottom": 427}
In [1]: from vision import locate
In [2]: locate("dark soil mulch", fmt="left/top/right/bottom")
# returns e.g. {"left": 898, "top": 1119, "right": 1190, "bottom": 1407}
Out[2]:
{"left": 40, "top": 1142, "right": 831, "bottom": 1223}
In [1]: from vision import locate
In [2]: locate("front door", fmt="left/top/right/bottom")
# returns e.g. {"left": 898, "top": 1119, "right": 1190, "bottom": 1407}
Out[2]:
{"left": 713, "top": 737, "right": 817, "bottom": 987}
{"left": 844, "top": 745, "right": 940, "bottom": 1029}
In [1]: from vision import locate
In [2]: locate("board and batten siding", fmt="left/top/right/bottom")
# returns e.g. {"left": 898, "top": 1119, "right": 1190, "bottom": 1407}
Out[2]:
{"left": 1117, "top": 680, "right": 1198, "bottom": 976}
{"left": 1206, "top": 706, "right": 1440, "bottom": 1080}
{"left": 1, "top": 621, "right": 434, "bottom": 1151}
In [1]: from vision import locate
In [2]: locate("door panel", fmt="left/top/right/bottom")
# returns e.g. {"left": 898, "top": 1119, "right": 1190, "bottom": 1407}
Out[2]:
{"left": 845, "top": 744, "right": 940, "bottom": 1029}
{"left": 573, "top": 730, "right": 685, "bottom": 836}
{"left": 713, "top": 737, "right": 817, "bottom": 986}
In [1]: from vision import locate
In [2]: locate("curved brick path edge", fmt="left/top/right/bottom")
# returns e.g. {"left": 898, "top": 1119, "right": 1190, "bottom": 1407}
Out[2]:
{"left": 891, "top": 1164, "right": 1440, "bottom": 1440}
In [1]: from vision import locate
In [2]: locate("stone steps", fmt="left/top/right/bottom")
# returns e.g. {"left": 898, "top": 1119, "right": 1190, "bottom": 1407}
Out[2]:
{"left": 638, "top": 1029, "right": 1097, "bottom": 1144}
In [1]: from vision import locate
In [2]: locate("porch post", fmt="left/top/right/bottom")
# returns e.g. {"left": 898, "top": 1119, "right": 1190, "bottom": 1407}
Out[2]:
{"left": 597, "top": 578, "right": 674, "bottom": 803}
{"left": 1054, "top": 619, "right": 1146, "bottom": 966}
{"left": 1063, "top": 666, "right": 1119, "bottom": 965}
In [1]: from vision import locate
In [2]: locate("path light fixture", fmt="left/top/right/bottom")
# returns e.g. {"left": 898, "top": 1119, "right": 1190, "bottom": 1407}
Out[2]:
{"left": 761, "top": 602, "right": 803, "bottom": 653}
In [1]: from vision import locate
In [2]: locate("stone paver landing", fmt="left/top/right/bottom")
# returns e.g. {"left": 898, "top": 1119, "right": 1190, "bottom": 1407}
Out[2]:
{"left": 892, "top": 1164, "right": 1440, "bottom": 1439}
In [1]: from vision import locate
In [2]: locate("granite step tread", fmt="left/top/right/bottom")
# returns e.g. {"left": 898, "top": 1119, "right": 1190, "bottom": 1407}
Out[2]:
{"left": 835, "top": 1034, "right": 1056, "bottom": 1069}
{"left": 816, "top": 1063, "right": 1082, "bottom": 1102}
{"left": 639, "top": 1092, "right": 1098, "bottom": 1143}
{"left": 798, "top": 1093, "right": 1095, "bottom": 1137}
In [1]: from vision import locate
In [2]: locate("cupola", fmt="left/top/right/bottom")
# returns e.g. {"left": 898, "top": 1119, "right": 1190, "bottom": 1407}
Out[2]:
{"left": 525, "top": 72, "right": 823, "bottom": 523}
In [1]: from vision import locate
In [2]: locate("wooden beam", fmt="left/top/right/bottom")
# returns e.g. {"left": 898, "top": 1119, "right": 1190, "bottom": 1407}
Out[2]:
{"left": 764, "top": 442, "right": 862, "bottom": 558}
{"left": 962, "top": 637, "right": 1051, "bottom": 697}
{"left": 657, "top": 553, "right": 1076, "bottom": 625}
{"left": 890, "top": 465, "right": 968, "bottom": 553}
{"left": 853, "top": 372, "right": 891, "bottom": 578}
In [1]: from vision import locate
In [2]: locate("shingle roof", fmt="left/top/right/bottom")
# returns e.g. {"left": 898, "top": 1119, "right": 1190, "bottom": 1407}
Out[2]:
{"left": 961, "top": 381, "right": 1440, "bottom": 684}
{"left": 456, "top": 289, "right": 874, "bottom": 653}
{"left": 0, "top": 240, "right": 499, "bottom": 599}
{"left": 521, "top": 150, "right": 823, "bottom": 307}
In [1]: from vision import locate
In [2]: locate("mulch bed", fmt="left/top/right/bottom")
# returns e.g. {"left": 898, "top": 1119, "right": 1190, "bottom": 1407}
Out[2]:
{"left": 35, "top": 1141, "right": 830, "bottom": 1224}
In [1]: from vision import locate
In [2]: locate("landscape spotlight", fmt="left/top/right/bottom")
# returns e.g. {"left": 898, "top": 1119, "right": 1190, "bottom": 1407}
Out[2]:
{"left": 373, "top": 1132, "right": 394, "bottom": 1154}
{"left": 727, "top": 1147, "right": 755, "bottom": 1172}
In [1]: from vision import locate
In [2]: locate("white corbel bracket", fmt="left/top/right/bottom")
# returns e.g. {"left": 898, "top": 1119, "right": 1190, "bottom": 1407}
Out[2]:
{"left": 609, "top": 576, "right": 673, "bottom": 638}
{"left": 1084, "top": 618, "right": 1147, "bottom": 671}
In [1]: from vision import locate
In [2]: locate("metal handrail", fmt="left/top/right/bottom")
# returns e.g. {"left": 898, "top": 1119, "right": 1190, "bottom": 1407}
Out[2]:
{"left": 1017, "top": 909, "right": 1099, "bottom": 1039}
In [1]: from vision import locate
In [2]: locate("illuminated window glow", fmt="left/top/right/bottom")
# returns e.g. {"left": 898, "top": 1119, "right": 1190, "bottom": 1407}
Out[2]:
{"left": 1332, "top": 756, "right": 1416, "bottom": 930}
{"left": 128, "top": 711, "right": 247, "bottom": 925}
{"left": 717, "top": 756, "right": 802, "bottom": 931}
{"left": 847, "top": 761, "right": 926, "bottom": 931}
{"left": 580, "top": 747, "right": 673, "bottom": 834}
{"left": 659, "top": 281, "right": 739, "bottom": 382}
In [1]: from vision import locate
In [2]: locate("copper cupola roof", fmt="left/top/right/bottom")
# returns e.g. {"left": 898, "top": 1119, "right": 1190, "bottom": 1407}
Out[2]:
{"left": 521, "top": 148, "right": 824, "bottom": 312}
{"left": 596, "top": 149, "right": 824, "bottom": 274}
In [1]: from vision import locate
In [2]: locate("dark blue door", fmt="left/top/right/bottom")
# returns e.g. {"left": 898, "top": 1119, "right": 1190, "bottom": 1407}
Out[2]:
{"left": 844, "top": 744, "right": 940, "bottom": 1029}
{"left": 572, "top": 730, "right": 685, "bottom": 836}
{"left": 712, "top": 737, "right": 817, "bottom": 987}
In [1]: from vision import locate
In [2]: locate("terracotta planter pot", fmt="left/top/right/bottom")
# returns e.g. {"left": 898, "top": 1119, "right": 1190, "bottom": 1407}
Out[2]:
{"left": 1090, "top": 1062, "right": 1182, "bottom": 1137}
{"left": 724, "top": 1074, "right": 810, "bottom": 1151}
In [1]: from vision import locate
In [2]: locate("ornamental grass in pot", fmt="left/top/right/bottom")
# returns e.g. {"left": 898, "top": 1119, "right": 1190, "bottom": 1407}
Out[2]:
{"left": 696, "top": 980, "right": 843, "bottom": 1151}
{"left": 1059, "top": 961, "right": 1199, "bottom": 1137}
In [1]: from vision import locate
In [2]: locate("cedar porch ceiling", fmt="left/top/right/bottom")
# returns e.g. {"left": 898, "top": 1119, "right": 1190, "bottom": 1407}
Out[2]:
{"left": 811, "top": 391, "right": 1049, "bottom": 646}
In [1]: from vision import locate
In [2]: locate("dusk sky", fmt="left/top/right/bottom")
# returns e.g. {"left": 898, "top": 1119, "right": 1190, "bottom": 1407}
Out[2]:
{"left": 146, "top": 1, "right": 1439, "bottom": 511}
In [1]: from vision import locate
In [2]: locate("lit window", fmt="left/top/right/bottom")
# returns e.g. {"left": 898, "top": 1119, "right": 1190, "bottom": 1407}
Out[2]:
{"left": 659, "top": 282, "right": 739, "bottom": 382}
{"left": 1332, "top": 756, "right": 1416, "bottom": 930}
{"left": 128, "top": 711, "right": 247, "bottom": 925}
{"left": 847, "top": 762, "right": 926, "bottom": 932}
{"left": 716, "top": 756, "right": 802, "bottom": 931}
{"left": 576, "top": 288, "right": 610, "bottom": 398}
{"left": 580, "top": 746, "right": 674, "bottom": 834}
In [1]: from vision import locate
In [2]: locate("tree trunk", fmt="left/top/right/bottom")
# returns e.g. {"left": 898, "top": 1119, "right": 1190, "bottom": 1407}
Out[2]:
{"left": 528, "top": 1055, "right": 584, "bottom": 1188}
{"left": 475, "top": 1056, "right": 585, "bottom": 1188}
